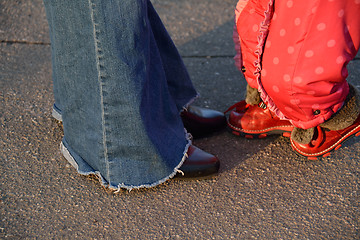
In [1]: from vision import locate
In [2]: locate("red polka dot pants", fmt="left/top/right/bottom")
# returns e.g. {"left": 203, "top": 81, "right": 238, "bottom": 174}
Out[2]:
{"left": 235, "top": 0, "right": 360, "bottom": 129}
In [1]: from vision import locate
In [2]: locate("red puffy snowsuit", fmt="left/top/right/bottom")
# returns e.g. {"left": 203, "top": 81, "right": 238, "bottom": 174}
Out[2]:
{"left": 234, "top": 0, "right": 360, "bottom": 129}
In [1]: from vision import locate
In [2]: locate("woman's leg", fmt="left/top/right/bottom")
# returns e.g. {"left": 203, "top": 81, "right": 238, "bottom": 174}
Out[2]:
{"left": 43, "top": 0, "right": 202, "bottom": 189}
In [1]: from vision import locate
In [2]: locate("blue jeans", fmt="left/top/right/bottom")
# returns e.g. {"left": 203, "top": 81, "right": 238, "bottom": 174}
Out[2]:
{"left": 43, "top": 0, "right": 198, "bottom": 190}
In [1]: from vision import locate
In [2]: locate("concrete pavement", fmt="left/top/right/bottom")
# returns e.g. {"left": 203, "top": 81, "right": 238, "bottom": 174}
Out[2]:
{"left": 1, "top": 0, "right": 359, "bottom": 239}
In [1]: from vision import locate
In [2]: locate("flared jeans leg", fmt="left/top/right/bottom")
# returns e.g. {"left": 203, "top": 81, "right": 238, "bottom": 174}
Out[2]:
{"left": 43, "top": 0, "right": 198, "bottom": 189}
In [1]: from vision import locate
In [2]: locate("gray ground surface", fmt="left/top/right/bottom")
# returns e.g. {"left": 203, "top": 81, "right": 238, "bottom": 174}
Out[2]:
{"left": 1, "top": 0, "right": 359, "bottom": 239}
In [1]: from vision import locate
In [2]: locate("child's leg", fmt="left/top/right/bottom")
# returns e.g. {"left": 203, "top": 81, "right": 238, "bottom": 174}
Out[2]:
{"left": 261, "top": 0, "right": 360, "bottom": 129}
{"left": 229, "top": 0, "right": 360, "bottom": 158}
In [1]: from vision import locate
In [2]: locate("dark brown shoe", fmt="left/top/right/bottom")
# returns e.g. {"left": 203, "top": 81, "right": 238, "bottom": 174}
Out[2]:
{"left": 175, "top": 145, "right": 220, "bottom": 179}
{"left": 181, "top": 105, "right": 226, "bottom": 138}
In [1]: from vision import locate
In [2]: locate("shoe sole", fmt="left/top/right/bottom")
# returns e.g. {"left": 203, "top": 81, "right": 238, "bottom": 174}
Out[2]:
{"left": 173, "top": 171, "right": 219, "bottom": 181}
{"left": 227, "top": 120, "right": 293, "bottom": 139}
{"left": 290, "top": 125, "right": 360, "bottom": 160}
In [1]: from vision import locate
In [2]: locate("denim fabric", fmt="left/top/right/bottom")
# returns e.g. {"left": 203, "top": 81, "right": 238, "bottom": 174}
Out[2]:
{"left": 44, "top": 0, "right": 198, "bottom": 189}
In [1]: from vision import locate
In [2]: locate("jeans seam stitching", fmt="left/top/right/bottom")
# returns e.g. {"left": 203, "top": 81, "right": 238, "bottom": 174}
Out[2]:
{"left": 89, "top": 0, "right": 111, "bottom": 184}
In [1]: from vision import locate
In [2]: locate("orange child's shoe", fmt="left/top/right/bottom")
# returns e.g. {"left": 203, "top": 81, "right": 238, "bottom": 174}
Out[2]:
{"left": 226, "top": 100, "right": 294, "bottom": 139}
{"left": 290, "top": 84, "right": 360, "bottom": 160}
{"left": 290, "top": 114, "right": 360, "bottom": 160}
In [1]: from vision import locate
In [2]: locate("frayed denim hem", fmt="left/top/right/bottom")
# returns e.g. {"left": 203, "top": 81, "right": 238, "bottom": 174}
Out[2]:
{"left": 182, "top": 93, "right": 200, "bottom": 112}
{"left": 54, "top": 95, "right": 198, "bottom": 191}
{"left": 60, "top": 133, "right": 192, "bottom": 191}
